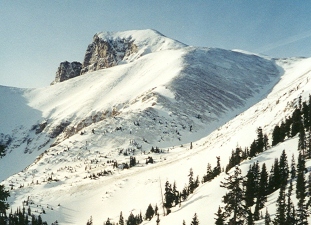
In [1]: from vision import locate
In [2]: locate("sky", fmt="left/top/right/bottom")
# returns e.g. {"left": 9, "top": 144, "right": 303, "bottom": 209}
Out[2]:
{"left": 1, "top": 1, "right": 311, "bottom": 88}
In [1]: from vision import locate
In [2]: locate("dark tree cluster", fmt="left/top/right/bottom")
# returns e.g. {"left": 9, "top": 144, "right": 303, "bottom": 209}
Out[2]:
{"left": 215, "top": 146, "right": 311, "bottom": 225}
{"left": 150, "top": 146, "right": 164, "bottom": 153}
{"left": 0, "top": 205, "right": 47, "bottom": 225}
{"left": 202, "top": 157, "right": 221, "bottom": 183}
{"left": 164, "top": 168, "right": 200, "bottom": 215}
{"left": 225, "top": 128, "right": 269, "bottom": 173}
{"left": 272, "top": 95, "right": 311, "bottom": 147}
{"left": 0, "top": 145, "right": 6, "bottom": 158}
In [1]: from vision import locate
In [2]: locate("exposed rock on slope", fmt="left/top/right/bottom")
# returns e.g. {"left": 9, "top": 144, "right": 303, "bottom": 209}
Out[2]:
{"left": 81, "top": 29, "right": 186, "bottom": 74}
{"left": 81, "top": 34, "right": 138, "bottom": 74}
{"left": 51, "top": 61, "right": 82, "bottom": 85}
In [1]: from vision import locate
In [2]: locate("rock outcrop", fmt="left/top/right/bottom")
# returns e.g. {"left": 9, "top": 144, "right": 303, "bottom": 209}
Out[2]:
{"left": 80, "top": 34, "right": 138, "bottom": 74}
{"left": 51, "top": 61, "right": 82, "bottom": 85}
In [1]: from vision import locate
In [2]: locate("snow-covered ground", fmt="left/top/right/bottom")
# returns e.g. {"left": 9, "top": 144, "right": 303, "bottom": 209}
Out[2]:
{"left": 1, "top": 30, "right": 311, "bottom": 224}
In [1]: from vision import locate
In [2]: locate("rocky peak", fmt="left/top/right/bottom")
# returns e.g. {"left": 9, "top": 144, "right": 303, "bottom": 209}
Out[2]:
{"left": 80, "top": 33, "right": 138, "bottom": 74}
{"left": 51, "top": 61, "right": 82, "bottom": 85}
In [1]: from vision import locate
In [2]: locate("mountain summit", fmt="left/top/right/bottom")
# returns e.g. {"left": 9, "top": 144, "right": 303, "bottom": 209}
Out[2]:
{"left": 51, "top": 29, "right": 187, "bottom": 84}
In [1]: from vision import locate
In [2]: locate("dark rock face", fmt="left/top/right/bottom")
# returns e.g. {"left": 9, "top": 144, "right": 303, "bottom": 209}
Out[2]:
{"left": 51, "top": 61, "right": 82, "bottom": 85}
{"left": 80, "top": 34, "right": 138, "bottom": 74}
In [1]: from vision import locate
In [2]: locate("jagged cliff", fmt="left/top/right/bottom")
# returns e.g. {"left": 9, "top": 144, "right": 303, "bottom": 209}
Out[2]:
{"left": 51, "top": 61, "right": 82, "bottom": 85}
{"left": 80, "top": 34, "right": 138, "bottom": 74}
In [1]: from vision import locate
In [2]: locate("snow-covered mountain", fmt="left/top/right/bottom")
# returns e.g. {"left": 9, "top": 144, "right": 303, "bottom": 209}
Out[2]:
{"left": 0, "top": 29, "right": 311, "bottom": 224}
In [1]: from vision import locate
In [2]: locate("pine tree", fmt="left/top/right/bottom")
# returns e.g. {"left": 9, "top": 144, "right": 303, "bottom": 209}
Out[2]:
{"left": 182, "top": 219, "right": 186, "bottom": 225}
{"left": 306, "top": 131, "right": 311, "bottom": 159}
{"left": 190, "top": 213, "right": 199, "bottom": 225}
{"left": 285, "top": 180, "right": 296, "bottom": 224}
{"left": 307, "top": 173, "right": 311, "bottom": 208}
{"left": 203, "top": 163, "right": 214, "bottom": 182}
{"left": 272, "top": 125, "right": 282, "bottom": 146}
{"left": 214, "top": 206, "right": 225, "bottom": 225}
{"left": 264, "top": 208, "right": 271, "bottom": 225}
{"left": 213, "top": 156, "right": 221, "bottom": 177}
{"left": 256, "top": 127, "right": 264, "bottom": 153}
{"left": 254, "top": 163, "right": 268, "bottom": 220}
{"left": 188, "top": 168, "right": 195, "bottom": 194}
{"left": 273, "top": 185, "right": 286, "bottom": 225}
{"left": 145, "top": 203, "right": 155, "bottom": 220}
{"left": 302, "top": 101, "right": 310, "bottom": 127}
{"left": 164, "top": 181, "right": 174, "bottom": 209}
{"left": 156, "top": 213, "right": 160, "bottom": 225}
{"left": 296, "top": 153, "right": 306, "bottom": 200}
{"left": 290, "top": 154, "right": 296, "bottom": 180}
{"left": 105, "top": 217, "right": 112, "bottom": 225}
{"left": 173, "top": 181, "right": 179, "bottom": 206}
{"left": 119, "top": 211, "right": 125, "bottom": 225}
{"left": 0, "top": 184, "right": 10, "bottom": 218}
{"left": 220, "top": 166, "right": 246, "bottom": 224}
{"left": 0, "top": 145, "right": 5, "bottom": 158}
{"left": 292, "top": 108, "right": 302, "bottom": 137}
{"left": 296, "top": 153, "right": 308, "bottom": 224}
{"left": 268, "top": 164, "right": 275, "bottom": 194}
{"left": 279, "top": 149, "right": 289, "bottom": 188}
{"left": 298, "top": 125, "right": 306, "bottom": 156}
{"left": 244, "top": 165, "right": 255, "bottom": 208}
{"left": 86, "top": 216, "right": 93, "bottom": 225}
{"left": 249, "top": 140, "right": 257, "bottom": 157}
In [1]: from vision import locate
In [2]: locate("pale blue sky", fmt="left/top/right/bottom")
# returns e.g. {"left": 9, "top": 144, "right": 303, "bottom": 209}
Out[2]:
{"left": 1, "top": 1, "right": 311, "bottom": 88}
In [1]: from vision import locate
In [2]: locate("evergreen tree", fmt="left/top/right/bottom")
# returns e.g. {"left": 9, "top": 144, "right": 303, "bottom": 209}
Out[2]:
{"left": 285, "top": 180, "right": 296, "bottom": 225}
{"left": 296, "top": 153, "right": 308, "bottom": 224}
{"left": 0, "top": 184, "right": 10, "bottom": 218}
{"left": 268, "top": 164, "right": 275, "bottom": 194}
{"left": 0, "top": 145, "right": 5, "bottom": 158}
{"left": 213, "top": 157, "right": 221, "bottom": 177}
{"left": 306, "top": 131, "right": 311, "bottom": 159}
{"left": 220, "top": 166, "right": 246, "bottom": 225}
{"left": 214, "top": 206, "right": 225, "bottom": 225}
{"left": 244, "top": 165, "right": 255, "bottom": 208}
{"left": 272, "top": 125, "right": 282, "bottom": 146}
{"left": 298, "top": 125, "right": 306, "bottom": 156}
{"left": 249, "top": 140, "right": 257, "bottom": 158}
{"left": 256, "top": 127, "right": 264, "bottom": 153}
{"left": 279, "top": 149, "right": 289, "bottom": 188}
{"left": 296, "top": 153, "right": 306, "bottom": 200}
{"left": 302, "top": 101, "right": 310, "bottom": 128}
{"left": 203, "top": 163, "right": 214, "bottom": 182}
{"left": 263, "top": 134, "right": 269, "bottom": 150}
{"left": 273, "top": 185, "right": 286, "bottom": 225}
{"left": 292, "top": 108, "right": 302, "bottom": 137}
{"left": 145, "top": 203, "right": 155, "bottom": 220}
{"left": 246, "top": 209, "right": 254, "bottom": 225}
{"left": 105, "top": 217, "right": 112, "bottom": 225}
{"left": 264, "top": 208, "right": 271, "bottom": 225}
{"left": 291, "top": 154, "right": 297, "bottom": 180}
{"left": 183, "top": 219, "right": 186, "bottom": 225}
{"left": 252, "top": 161, "right": 261, "bottom": 197}
{"left": 154, "top": 204, "right": 158, "bottom": 216}
{"left": 173, "top": 181, "right": 179, "bottom": 206}
{"left": 254, "top": 163, "right": 268, "bottom": 220}
{"left": 188, "top": 168, "right": 195, "bottom": 194}
{"left": 190, "top": 213, "right": 199, "bottom": 225}
{"left": 119, "top": 211, "right": 125, "bottom": 225}
{"left": 164, "top": 181, "right": 174, "bottom": 210}
{"left": 86, "top": 216, "right": 93, "bottom": 225}
{"left": 156, "top": 213, "right": 160, "bottom": 225}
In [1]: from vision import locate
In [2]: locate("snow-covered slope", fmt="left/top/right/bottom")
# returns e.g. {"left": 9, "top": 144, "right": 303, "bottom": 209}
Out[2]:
{"left": 1, "top": 29, "right": 310, "bottom": 224}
